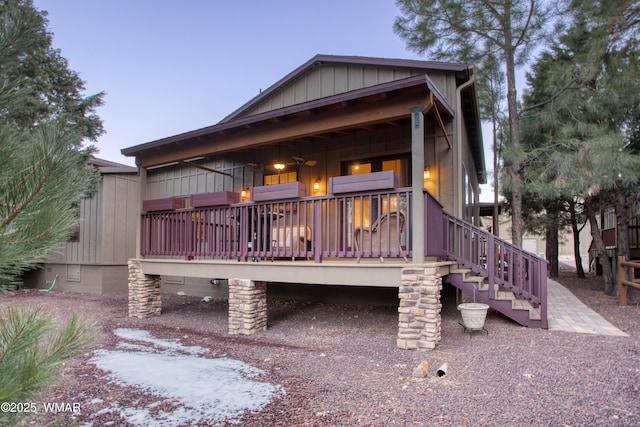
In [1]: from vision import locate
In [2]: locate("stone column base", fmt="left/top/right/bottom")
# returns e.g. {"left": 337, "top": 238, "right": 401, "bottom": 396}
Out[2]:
{"left": 228, "top": 278, "right": 267, "bottom": 335}
{"left": 397, "top": 266, "right": 442, "bottom": 350}
{"left": 128, "top": 260, "right": 161, "bottom": 319}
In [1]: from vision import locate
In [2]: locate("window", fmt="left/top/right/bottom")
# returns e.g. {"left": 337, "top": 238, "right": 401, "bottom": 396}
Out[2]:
{"left": 342, "top": 155, "right": 409, "bottom": 230}
{"left": 462, "top": 165, "right": 477, "bottom": 224}
{"left": 264, "top": 171, "right": 297, "bottom": 185}
{"left": 603, "top": 209, "right": 616, "bottom": 230}
{"left": 343, "top": 154, "right": 410, "bottom": 186}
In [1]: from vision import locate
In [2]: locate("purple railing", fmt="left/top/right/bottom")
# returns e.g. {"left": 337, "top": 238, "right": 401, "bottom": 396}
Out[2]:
{"left": 140, "top": 189, "right": 546, "bottom": 326}
{"left": 442, "top": 211, "right": 548, "bottom": 325}
{"left": 140, "top": 189, "right": 412, "bottom": 263}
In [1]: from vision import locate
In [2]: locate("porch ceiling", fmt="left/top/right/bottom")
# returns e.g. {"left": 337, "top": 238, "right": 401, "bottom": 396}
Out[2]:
{"left": 123, "top": 76, "right": 450, "bottom": 168}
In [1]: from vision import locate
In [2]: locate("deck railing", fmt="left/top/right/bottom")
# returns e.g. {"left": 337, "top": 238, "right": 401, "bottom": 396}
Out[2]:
{"left": 442, "top": 211, "right": 548, "bottom": 319}
{"left": 618, "top": 256, "right": 640, "bottom": 306}
{"left": 140, "top": 189, "right": 547, "bottom": 326}
{"left": 140, "top": 188, "right": 413, "bottom": 263}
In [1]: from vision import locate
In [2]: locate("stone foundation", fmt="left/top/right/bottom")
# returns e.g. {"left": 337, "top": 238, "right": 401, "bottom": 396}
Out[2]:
{"left": 127, "top": 260, "right": 161, "bottom": 318}
{"left": 397, "top": 266, "right": 442, "bottom": 350}
{"left": 228, "top": 278, "right": 267, "bottom": 335}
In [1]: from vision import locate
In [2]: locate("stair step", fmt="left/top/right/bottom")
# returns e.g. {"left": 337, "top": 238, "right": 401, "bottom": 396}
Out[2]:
{"left": 478, "top": 283, "right": 499, "bottom": 293}
{"left": 511, "top": 299, "right": 533, "bottom": 311}
{"left": 496, "top": 291, "right": 515, "bottom": 300}
{"left": 446, "top": 265, "right": 545, "bottom": 326}
{"left": 529, "top": 307, "right": 542, "bottom": 320}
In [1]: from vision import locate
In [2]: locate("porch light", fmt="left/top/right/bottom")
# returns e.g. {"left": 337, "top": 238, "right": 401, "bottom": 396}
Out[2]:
{"left": 241, "top": 188, "right": 250, "bottom": 201}
{"left": 423, "top": 167, "right": 431, "bottom": 181}
{"left": 273, "top": 162, "right": 286, "bottom": 171}
{"left": 313, "top": 178, "right": 321, "bottom": 191}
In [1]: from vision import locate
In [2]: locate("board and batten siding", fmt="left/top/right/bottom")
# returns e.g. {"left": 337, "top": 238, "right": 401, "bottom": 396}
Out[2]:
{"left": 146, "top": 127, "right": 418, "bottom": 201}
{"left": 146, "top": 160, "right": 247, "bottom": 200}
{"left": 49, "top": 173, "right": 137, "bottom": 266}
{"left": 243, "top": 64, "right": 454, "bottom": 118}
{"left": 100, "top": 173, "right": 138, "bottom": 264}
{"left": 142, "top": 121, "right": 458, "bottom": 215}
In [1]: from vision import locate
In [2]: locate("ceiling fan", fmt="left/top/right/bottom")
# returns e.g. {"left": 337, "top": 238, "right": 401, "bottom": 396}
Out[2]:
{"left": 248, "top": 156, "right": 318, "bottom": 172}
{"left": 289, "top": 156, "right": 318, "bottom": 167}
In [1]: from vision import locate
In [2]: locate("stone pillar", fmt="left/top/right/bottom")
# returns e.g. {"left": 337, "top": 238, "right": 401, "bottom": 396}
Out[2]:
{"left": 127, "top": 260, "right": 161, "bottom": 319}
{"left": 228, "top": 278, "right": 267, "bottom": 335}
{"left": 398, "top": 266, "right": 442, "bottom": 350}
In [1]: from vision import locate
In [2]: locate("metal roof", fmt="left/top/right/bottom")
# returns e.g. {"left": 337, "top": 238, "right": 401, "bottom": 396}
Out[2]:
{"left": 120, "top": 54, "right": 484, "bottom": 183}
{"left": 122, "top": 74, "right": 454, "bottom": 158}
{"left": 220, "top": 54, "right": 470, "bottom": 123}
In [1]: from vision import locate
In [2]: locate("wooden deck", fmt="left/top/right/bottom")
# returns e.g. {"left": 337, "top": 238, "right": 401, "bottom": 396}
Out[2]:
{"left": 135, "top": 257, "right": 450, "bottom": 288}
{"left": 136, "top": 188, "right": 549, "bottom": 328}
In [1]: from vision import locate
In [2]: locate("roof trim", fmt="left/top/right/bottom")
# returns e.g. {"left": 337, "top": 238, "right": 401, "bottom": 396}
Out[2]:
{"left": 122, "top": 74, "right": 453, "bottom": 158}
{"left": 220, "top": 54, "right": 470, "bottom": 123}
{"left": 89, "top": 157, "right": 137, "bottom": 174}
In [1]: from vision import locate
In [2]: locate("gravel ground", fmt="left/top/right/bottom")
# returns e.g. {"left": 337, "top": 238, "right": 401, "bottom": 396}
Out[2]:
{"left": 2, "top": 263, "right": 639, "bottom": 426}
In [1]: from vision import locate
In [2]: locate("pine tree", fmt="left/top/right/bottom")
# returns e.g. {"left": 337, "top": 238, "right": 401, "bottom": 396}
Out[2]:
{"left": 0, "top": 306, "right": 93, "bottom": 425}
{"left": 0, "top": 0, "right": 103, "bottom": 287}
{"left": 520, "top": 0, "right": 640, "bottom": 294}
{"left": 0, "top": 5, "right": 95, "bottom": 424}
{"left": 394, "top": 0, "right": 558, "bottom": 247}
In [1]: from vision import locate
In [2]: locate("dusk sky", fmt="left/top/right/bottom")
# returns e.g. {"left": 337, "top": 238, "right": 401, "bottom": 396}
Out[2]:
{"left": 33, "top": 0, "right": 497, "bottom": 199}
{"left": 33, "top": 1, "right": 426, "bottom": 162}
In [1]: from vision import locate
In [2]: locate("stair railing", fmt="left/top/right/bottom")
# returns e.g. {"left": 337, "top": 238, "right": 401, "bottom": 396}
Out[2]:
{"left": 442, "top": 211, "right": 547, "bottom": 327}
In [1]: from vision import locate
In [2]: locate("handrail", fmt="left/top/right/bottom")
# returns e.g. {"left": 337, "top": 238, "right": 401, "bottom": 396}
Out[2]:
{"left": 618, "top": 256, "right": 640, "bottom": 306}
{"left": 442, "top": 210, "right": 547, "bottom": 324}
{"left": 140, "top": 188, "right": 413, "bottom": 263}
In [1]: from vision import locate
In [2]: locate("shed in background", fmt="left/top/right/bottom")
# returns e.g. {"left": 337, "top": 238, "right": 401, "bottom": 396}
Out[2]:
{"left": 24, "top": 158, "right": 138, "bottom": 294}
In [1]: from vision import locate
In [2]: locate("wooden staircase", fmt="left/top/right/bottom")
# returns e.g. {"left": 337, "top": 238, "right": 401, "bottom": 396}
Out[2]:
{"left": 440, "top": 211, "right": 548, "bottom": 329}
{"left": 445, "top": 266, "right": 544, "bottom": 328}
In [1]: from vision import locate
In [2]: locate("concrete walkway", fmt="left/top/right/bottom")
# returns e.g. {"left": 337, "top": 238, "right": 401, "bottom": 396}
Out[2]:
{"left": 547, "top": 279, "right": 628, "bottom": 337}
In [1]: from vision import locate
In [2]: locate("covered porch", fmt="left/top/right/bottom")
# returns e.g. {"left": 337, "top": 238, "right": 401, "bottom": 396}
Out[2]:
{"left": 128, "top": 186, "right": 548, "bottom": 350}
{"left": 122, "top": 56, "right": 546, "bottom": 350}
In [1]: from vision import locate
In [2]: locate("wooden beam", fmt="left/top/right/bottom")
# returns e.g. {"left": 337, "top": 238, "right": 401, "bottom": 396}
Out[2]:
{"left": 177, "top": 161, "right": 233, "bottom": 177}
{"left": 138, "top": 93, "right": 432, "bottom": 168}
{"left": 432, "top": 98, "right": 452, "bottom": 149}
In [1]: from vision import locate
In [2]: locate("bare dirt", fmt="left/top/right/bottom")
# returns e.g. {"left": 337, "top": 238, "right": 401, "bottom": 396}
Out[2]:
{"left": 3, "top": 263, "right": 640, "bottom": 426}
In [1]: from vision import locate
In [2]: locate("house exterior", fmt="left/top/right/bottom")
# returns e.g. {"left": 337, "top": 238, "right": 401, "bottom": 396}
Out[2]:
{"left": 490, "top": 216, "right": 591, "bottom": 263}
{"left": 25, "top": 158, "right": 138, "bottom": 294}
{"left": 591, "top": 208, "right": 640, "bottom": 303}
{"left": 122, "top": 55, "right": 547, "bottom": 349}
{"left": 591, "top": 209, "right": 640, "bottom": 269}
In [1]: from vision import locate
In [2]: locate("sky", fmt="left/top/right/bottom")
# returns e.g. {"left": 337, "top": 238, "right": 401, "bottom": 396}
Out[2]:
{"left": 33, "top": 1, "right": 427, "bottom": 165}
{"left": 32, "top": 0, "right": 497, "bottom": 200}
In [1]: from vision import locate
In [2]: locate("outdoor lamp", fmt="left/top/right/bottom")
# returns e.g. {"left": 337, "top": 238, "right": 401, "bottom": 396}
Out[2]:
{"left": 423, "top": 167, "right": 431, "bottom": 180}
{"left": 313, "top": 178, "right": 321, "bottom": 191}
{"left": 273, "top": 162, "right": 286, "bottom": 171}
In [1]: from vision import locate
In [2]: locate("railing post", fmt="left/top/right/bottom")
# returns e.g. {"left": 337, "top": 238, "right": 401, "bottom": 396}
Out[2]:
{"left": 487, "top": 233, "right": 495, "bottom": 300}
{"left": 410, "top": 105, "right": 425, "bottom": 264}
{"left": 239, "top": 205, "right": 248, "bottom": 262}
{"left": 314, "top": 200, "right": 322, "bottom": 263}
{"left": 619, "top": 256, "right": 627, "bottom": 306}
{"left": 540, "top": 258, "right": 548, "bottom": 329}
{"left": 185, "top": 211, "right": 193, "bottom": 260}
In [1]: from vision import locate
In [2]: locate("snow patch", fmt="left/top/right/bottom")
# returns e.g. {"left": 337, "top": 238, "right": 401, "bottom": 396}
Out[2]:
{"left": 88, "top": 328, "right": 284, "bottom": 426}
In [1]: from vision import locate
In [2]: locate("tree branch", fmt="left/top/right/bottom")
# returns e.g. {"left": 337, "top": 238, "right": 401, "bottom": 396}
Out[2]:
{"left": 518, "top": 76, "right": 579, "bottom": 117}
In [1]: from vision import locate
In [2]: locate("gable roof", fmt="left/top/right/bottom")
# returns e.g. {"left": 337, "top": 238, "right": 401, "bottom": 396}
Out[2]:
{"left": 220, "top": 54, "right": 470, "bottom": 123}
{"left": 121, "top": 54, "right": 485, "bottom": 183}
{"left": 122, "top": 73, "right": 455, "bottom": 161}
